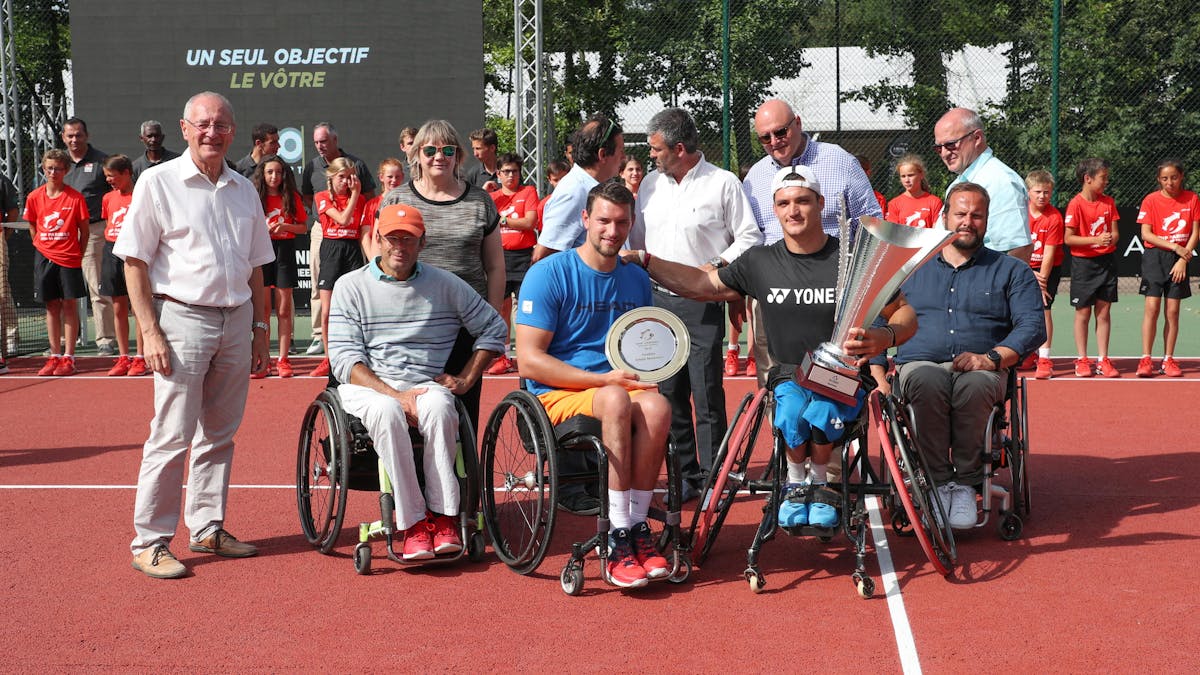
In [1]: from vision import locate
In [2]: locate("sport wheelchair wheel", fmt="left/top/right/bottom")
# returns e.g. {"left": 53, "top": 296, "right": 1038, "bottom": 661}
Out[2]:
{"left": 689, "top": 387, "right": 768, "bottom": 564}
{"left": 871, "top": 391, "right": 957, "bottom": 576}
{"left": 297, "top": 389, "right": 350, "bottom": 554}
{"left": 481, "top": 390, "right": 558, "bottom": 575}
{"left": 1012, "top": 376, "right": 1030, "bottom": 516}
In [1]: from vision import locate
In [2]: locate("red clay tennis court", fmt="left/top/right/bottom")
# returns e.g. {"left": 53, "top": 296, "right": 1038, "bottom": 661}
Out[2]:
{"left": 2, "top": 357, "right": 1198, "bottom": 671}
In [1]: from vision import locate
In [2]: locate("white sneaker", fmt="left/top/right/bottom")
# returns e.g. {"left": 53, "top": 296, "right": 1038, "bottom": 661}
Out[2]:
{"left": 931, "top": 483, "right": 954, "bottom": 529}
{"left": 305, "top": 339, "right": 324, "bottom": 356}
{"left": 949, "top": 483, "right": 977, "bottom": 530}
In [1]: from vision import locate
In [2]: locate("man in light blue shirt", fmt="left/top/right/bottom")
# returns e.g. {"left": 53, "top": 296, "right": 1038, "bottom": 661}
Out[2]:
{"left": 934, "top": 107, "right": 1032, "bottom": 261}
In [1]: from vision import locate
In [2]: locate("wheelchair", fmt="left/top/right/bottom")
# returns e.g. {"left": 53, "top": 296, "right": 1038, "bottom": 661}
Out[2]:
{"left": 296, "top": 387, "right": 486, "bottom": 574}
{"left": 687, "top": 385, "right": 887, "bottom": 598}
{"left": 479, "top": 388, "right": 693, "bottom": 595}
{"left": 873, "top": 367, "right": 1032, "bottom": 574}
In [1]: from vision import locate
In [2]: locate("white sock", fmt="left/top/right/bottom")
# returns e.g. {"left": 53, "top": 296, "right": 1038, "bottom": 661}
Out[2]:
{"left": 809, "top": 462, "right": 828, "bottom": 485}
{"left": 728, "top": 342, "right": 738, "bottom": 352}
{"left": 786, "top": 460, "right": 807, "bottom": 485}
{"left": 1038, "top": 347, "right": 1050, "bottom": 358}
{"left": 629, "top": 489, "right": 653, "bottom": 525}
{"left": 608, "top": 489, "right": 631, "bottom": 530}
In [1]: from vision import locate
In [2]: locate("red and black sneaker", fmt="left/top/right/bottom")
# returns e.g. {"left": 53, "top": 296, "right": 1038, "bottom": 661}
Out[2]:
{"left": 629, "top": 521, "right": 669, "bottom": 579}
{"left": 606, "top": 528, "right": 648, "bottom": 588}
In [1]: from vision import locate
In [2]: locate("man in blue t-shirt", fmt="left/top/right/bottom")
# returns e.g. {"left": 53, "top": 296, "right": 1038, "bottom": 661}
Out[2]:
{"left": 516, "top": 181, "right": 671, "bottom": 590}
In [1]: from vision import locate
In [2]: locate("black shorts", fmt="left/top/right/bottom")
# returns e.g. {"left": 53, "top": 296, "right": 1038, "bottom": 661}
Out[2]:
{"left": 263, "top": 239, "right": 299, "bottom": 289}
{"left": 503, "top": 247, "right": 534, "bottom": 287}
{"left": 33, "top": 251, "right": 88, "bottom": 303}
{"left": 99, "top": 241, "right": 128, "bottom": 298}
{"left": 317, "top": 237, "right": 365, "bottom": 290}
{"left": 1040, "top": 264, "right": 1063, "bottom": 309}
{"left": 1069, "top": 254, "right": 1118, "bottom": 308}
{"left": 1139, "top": 247, "right": 1192, "bottom": 299}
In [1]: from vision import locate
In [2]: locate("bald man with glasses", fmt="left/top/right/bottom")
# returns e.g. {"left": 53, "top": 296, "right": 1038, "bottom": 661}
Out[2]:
{"left": 933, "top": 107, "right": 1032, "bottom": 262}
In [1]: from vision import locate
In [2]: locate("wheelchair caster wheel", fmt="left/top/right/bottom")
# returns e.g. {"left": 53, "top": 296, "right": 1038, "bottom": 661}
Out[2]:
{"left": 745, "top": 568, "right": 766, "bottom": 594}
{"left": 353, "top": 543, "right": 371, "bottom": 575}
{"left": 560, "top": 565, "right": 584, "bottom": 596}
{"left": 999, "top": 513, "right": 1023, "bottom": 541}
{"left": 668, "top": 556, "right": 692, "bottom": 584}
{"left": 853, "top": 572, "right": 875, "bottom": 599}
{"left": 467, "top": 531, "right": 486, "bottom": 562}
{"left": 891, "top": 510, "right": 911, "bottom": 536}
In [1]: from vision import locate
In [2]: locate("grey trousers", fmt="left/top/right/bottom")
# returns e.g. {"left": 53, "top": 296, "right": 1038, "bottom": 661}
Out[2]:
{"left": 897, "top": 360, "right": 1006, "bottom": 486}
{"left": 130, "top": 298, "right": 252, "bottom": 554}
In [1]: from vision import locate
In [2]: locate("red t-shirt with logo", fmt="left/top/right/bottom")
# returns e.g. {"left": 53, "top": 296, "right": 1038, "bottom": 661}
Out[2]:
{"left": 492, "top": 184, "right": 540, "bottom": 250}
{"left": 360, "top": 195, "right": 383, "bottom": 232}
{"left": 316, "top": 190, "right": 366, "bottom": 239}
{"left": 24, "top": 184, "right": 89, "bottom": 267}
{"left": 886, "top": 193, "right": 943, "bottom": 229}
{"left": 1136, "top": 190, "right": 1198, "bottom": 249}
{"left": 102, "top": 190, "right": 133, "bottom": 243}
{"left": 265, "top": 191, "right": 308, "bottom": 241}
{"left": 1028, "top": 205, "right": 1065, "bottom": 269}
{"left": 1064, "top": 193, "right": 1119, "bottom": 258}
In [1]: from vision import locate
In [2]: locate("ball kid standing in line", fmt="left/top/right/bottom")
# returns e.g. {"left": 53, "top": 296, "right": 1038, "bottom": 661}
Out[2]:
{"left": 253, "top": 155, "right": 308, "bottom": 378}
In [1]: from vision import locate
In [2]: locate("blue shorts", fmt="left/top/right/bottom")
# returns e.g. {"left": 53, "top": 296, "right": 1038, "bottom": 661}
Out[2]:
{"left": 771, "top": 379, "right": 865, "bottom": 449}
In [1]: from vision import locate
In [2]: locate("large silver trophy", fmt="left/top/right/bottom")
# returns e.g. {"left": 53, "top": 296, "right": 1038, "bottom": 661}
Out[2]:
{"left": 796, "top": 200, "right": 957, "bottom": 405}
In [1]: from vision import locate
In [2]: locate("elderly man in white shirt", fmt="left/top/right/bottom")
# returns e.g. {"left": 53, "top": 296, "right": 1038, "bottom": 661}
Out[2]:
{"left": 628, "top": 107, "right": 762, "bottom": 498}
{"left": 116, "top": 91, "right": 275, "bottom": 579}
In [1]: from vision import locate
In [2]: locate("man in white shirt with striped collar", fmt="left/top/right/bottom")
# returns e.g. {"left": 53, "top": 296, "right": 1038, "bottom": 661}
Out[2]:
{"left": 117, "top": 91, "right": 275, "bottom": 579}
{"left": 628, "top": 107, "right": 761, "bottom": 498}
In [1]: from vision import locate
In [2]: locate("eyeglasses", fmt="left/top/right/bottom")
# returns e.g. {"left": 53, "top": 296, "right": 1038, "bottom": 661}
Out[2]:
{"left": 421, "top": 145, "right": 457, "bottom": 158}
{"left": 184, "top": 118, "right": 233, "bottom": 135}
{"left": 932, "top": 130, "right": 978, "bottom": 153}
{"left": 599, "top": 117, "right": 616, "bottom": 147}
{"left": 498, "top": 168, "right": 519, "bottom": 175}
{"left": 757, "top": 122, "right": 792, "bottom": 145}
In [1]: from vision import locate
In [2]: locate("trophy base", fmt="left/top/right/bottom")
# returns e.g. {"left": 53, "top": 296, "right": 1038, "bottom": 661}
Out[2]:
{"left": 795, "top": 350, "right": 861, "bottom": 407}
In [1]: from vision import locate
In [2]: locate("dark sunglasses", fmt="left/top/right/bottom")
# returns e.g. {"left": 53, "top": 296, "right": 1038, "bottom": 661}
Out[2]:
{"left": 421, "top": 145, "right": 457, "bottom": 158}
{"left": 757, "top": 124, "right": 791, "bottom": 145}
{"left": 932, "top": 130, "right": 978, "bottom": 153}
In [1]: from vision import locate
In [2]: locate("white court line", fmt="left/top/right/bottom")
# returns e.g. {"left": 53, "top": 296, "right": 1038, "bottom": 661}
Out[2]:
{"left": 0, "top": 484, "right": 295, "bottom": 489}
{"left": 866, "top": 494, "right": 922, "bottom": 675}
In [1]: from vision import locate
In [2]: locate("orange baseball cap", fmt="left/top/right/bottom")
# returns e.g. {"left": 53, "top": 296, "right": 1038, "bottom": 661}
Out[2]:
{"left": 376, "top": 203, "right": 425, "bottom": 237}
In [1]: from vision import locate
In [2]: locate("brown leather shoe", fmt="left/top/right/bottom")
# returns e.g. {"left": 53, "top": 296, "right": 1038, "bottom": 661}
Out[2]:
{"left": 189, "top": 529, "right": 258, "bottom": 558}
{"left": 131, "top": 544, "right": 187, "bottom": 579}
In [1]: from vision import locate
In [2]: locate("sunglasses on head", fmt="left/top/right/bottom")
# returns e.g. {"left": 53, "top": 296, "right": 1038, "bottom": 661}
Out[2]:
{"left": 421, "top": 145, "right": 457, "bottom": 158}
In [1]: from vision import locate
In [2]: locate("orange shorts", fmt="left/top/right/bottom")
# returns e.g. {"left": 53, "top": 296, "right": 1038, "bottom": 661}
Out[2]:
{"left": 537, "top": 388, "right": 650, "bottom": 426}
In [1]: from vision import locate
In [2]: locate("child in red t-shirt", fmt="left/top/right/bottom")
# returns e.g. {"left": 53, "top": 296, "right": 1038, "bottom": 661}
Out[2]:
{"left": 886, "top": 154, "right": 943, "bottom": 229}
{"left": 855, "top": 154, "right": 886, "bottom": 215}
{"left": 1135, "top": 159, "right": 1198, "bottom": 378}
{"left": 99, "top": 155, "right": 144, "bottom": 376}
{"left": 360, "top": 158, "right": 405, "bottom": 261}
{"left": 1024, "top": 170, "right": 1064, "bottom": 379}
{"left": 310, "top": 157, "right": 367, "bottom": 377}
{"left": 252, "top": 155, "right": 309, "bottom": 378}
{"left": 24, "top": 149, "right": 89, "bottom": 376}
{"left": 486, "top": 153, "right": 540, "bottom": 375}
{"left": 1064, "top": 157, "right": 1120, "bottom": 378}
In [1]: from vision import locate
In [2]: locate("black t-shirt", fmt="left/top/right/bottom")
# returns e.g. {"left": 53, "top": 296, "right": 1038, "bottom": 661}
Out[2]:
{"left": 718, "top": 237, "right": 839, "bottom": 369}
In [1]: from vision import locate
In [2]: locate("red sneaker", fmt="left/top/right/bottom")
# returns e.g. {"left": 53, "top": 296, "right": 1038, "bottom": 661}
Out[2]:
{"left": 606, "top": 528, "right": 648, "bottom": 588}
{"left": 1034, "top": 357, "right": 1053, "bottom": 380}
{"left": 107, "top": 355, "right": 132, "bottom": 376}
{"left": 38, "top": 356, "right": 61, "bottom": 377}
{"left": 251, "top": 358, "right": 271, "bottom": 379}
{"left": 309, "top": 358, "right": 331, "bottom": 377}
{"left": 629, "top": 521, "right": 669, "bottom": 579}
{"left": 1162, "top": 357, "right": 1183, "bottom": 378}
{"left": 1019, "top": 353, "right": 1037, "bottom": 370}
{"left": 1097, "top": 357, "right": 1119, "bottom": 378}
{"left": 276, "top": 358, "right": 294, "bottom": 378}
{"left": 745, "top": 355, "right": 757, "bottom": 378}
{"left": 724, "top": 347, "right": 740, "bottom": 376}
{"left": 53, "top": 357, "right": 77, "bottom": 376}
{"left": 1073, "top": 357, "right": 1093, "bottom": 378}
{"left": 402, "top": 520, "right": 435, "bottom": 561}
{"left": 1136, "top": 356, "right": 1154, "bottom": 378}
{"left": 127, "top": 357, "right": 150, "bottom": 377}
{"left": 431, "top": 514, "right": 463, "bottom": 555}
{"left": 486, "top": 354, "right": 512, "bottom": 375}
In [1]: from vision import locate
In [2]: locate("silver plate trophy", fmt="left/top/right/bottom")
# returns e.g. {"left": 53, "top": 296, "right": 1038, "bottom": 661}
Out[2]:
{"left": 605, "top": 307, "right": 691, "bottom": 384}
{"left": 796, "top": 199, "right": 958, "bottom": 405}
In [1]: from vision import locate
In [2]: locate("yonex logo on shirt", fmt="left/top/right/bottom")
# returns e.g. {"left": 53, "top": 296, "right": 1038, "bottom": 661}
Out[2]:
{"left": 765, "top": 287, "right": 836, "bottom": 305}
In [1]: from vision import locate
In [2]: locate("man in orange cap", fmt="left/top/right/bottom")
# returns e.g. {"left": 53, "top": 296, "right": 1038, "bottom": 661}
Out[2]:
{"left": 327, "top": 202, "right": 507, "bottom": 561}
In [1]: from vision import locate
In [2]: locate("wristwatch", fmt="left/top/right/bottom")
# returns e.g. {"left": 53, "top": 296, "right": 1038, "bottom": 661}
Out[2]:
{"left": 985, "top": 349, "right": 1003, "bottom": 370}
{"left": 500, "top": 215, "right": 508, "bottom": 227}
{"left": 707, "top": 256, "right": 727, "bottom": 269}
{"left": 252, "top": 321, "right": 270, "bottom": 333}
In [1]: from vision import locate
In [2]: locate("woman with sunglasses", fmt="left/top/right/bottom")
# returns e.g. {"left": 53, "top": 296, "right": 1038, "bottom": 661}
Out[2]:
{"left": 382, "top": 120, "right": 505, "bottom": 427}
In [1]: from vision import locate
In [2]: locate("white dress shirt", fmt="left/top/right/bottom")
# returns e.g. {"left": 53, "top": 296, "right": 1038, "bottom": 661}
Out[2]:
{"left": 630, "top": 155, "right": 762, "bottom": 266}
{"left": 114, "top": 155, "right": 275, "bottom": 307}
